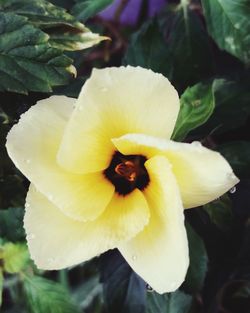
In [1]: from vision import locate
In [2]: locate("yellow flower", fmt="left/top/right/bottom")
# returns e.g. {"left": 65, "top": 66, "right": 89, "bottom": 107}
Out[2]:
{"left": 6, "top": 66, "right": 239, "bottom": 294}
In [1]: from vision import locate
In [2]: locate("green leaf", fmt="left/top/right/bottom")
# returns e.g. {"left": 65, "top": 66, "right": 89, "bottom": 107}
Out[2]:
{"left": 184, "top": 223, "right": 208, "bottom": 293}
{"left": 73, "top": 275, "right": 102, "bottom": 310}
{"left": 1, "top": 0, "right": 84, "bottom": 30}
{"left": 217, "top": 141, "right": 250, "bottom": 178}
{"left": 0, "top": 0, "right": 107, "bottom": 52}
{"left": 194, "top": 78, "right": 250, "bottom": 135}
{"left": 54, "top": 76, "right": 86, "bottom": 97}
{"left": 201, "top": 0, "right": 250, "bottom": 64}
{"left": 72, "top": 0, "right": 113, "bottom": 22}
{"left": 203, "top": 195, "right": 233, "bottom": 232}
{"left": 101, "top": 251, "right": 146, "bottom": 313}
{"left": 124, "top": 5, "right": 213, "bottom": 89}
{"left": 172, "top": 82, "right": 215, "bottom": 141}
{"left": 2, "top": 242, "right": 29, "bottom": 274}
{"left": 0, "top": 208, "right": 25, "bottom": 242}
{"left": 0, "top": 173, "right": 27, "bottom": 211}
{"left": 0, "top": 12, "right": 75, "bottom": 94}
{"left": 0, "top": 269, "right": 3, "bottom": 307}
{"left": 123, "top": 19, "right": 172, "bottom": 77}
{"left": 23, "top": 275, "right": 80, "bottom": 313}
{"left": 146, "top": 290, "right": 192, "bottom": 313}
{"left": 48, "top": 27, "right": 108, "bottom": 51}
{"left": 50, "top": 0, "right": 72, "bottom": 10}
{"left": 159, "top": 2, "right": 214, "bottom": 90}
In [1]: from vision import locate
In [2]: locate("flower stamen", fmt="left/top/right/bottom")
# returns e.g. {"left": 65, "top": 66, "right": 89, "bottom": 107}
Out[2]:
{"left": 115, "top": 161, "right": 137, "bottom": 182}
{"left": 104, "top": 152, "right": 149, "bottom": 195}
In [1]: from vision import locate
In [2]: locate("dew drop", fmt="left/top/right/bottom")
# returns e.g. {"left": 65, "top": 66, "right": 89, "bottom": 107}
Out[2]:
{"left": 26, "top": 203, "right": 30, "bottom": 208}
{"left": 146, "top": 284, "right": 154, "bottom": 292}
{"left": 229, "top": 186, "right": 236, "bottom": 194}
{"left": 132, "top": 255, "right": 137, "bottom": 261}
{"left": 227, "top": 172, "right": 235, "bottom": 180}
{"left": 192, "top": 141, "right": 202, "bottom": 148}
{"left": 27, "top": 233, "right": 35, "bottom": 240}
{"left": 48, "top": 257, "right": 55, "bottom": 263}
{"left": 170, "top": 282, "right": 177, "bottom": 289}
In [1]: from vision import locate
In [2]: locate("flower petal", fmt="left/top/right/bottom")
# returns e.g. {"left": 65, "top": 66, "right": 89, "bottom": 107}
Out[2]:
{"left": 25, "top": 185, "right": 150, "bottom": 270}
{"left": 57, "top": 66, "right": 179, "bottom": 173}
{"left": 118, "top": 156, "right": 189, "bottom": 294}
{"left": 6, "top": 96, "right": 114, "bottom": 221}
{"left": 112, "top": 133, "right": 239, "bottom": 208}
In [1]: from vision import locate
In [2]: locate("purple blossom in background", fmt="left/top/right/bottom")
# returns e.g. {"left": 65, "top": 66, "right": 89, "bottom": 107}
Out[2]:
{"left": 99, "top": 0, "right": 167, "bottom": 26}
{"left": 148, "top": 0, "right": 167, "bottom": 17}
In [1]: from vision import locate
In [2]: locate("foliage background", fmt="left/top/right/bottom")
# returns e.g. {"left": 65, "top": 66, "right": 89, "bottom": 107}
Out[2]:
{"left": 1, "top": 0, "right": 250, "bottom": 312}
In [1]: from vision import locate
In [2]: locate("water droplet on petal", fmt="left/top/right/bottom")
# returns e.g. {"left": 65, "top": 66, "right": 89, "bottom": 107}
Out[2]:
{"left": 146, "top": 284, "right": 154, "bottom": 292}
{"left": 27, "top": 233, "right": 35, "bottom": 240}
{"left": 227, "top": 172, "right": 235, "bottom": 180}
{"left": 25, "top": 159, "right": 31, "bottom": 164}
{"left": 229, "top": 186, "right": 236, "bottom": 194}
{"left": 48, "top": 257, "right": 56, "bottom": 263}
{"left": 170, "top": 282, "right": 177, "bottom": 289}
{"left": 26, "top": 203, "right": 30, "bottom": 208}
{"left": 192, "top": 141, "right": 202, "bottom": 148}
{"left": 132, "top": 255, "right": 137, "bottom": 261}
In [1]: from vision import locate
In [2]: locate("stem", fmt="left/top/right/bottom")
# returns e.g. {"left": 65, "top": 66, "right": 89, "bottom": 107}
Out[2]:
{"left": 181, "top": 0, "right": 189, "bottom": 21}
{"left": 180, "top": 0, "right": 190, "bottom": 47}
{"left": 114, "top": 0, "right": 130, "bottom": 23}
{"left": 180, "top": 0, "right": 189, "bottom": 7}
{"left": 58, "top": 269, "right": 69, "bottom": 291}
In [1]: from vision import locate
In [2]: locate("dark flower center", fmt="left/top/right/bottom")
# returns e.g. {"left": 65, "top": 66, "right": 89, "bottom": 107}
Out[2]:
{"left": 104, "top": 151, "right": 150, "bottom": 196}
